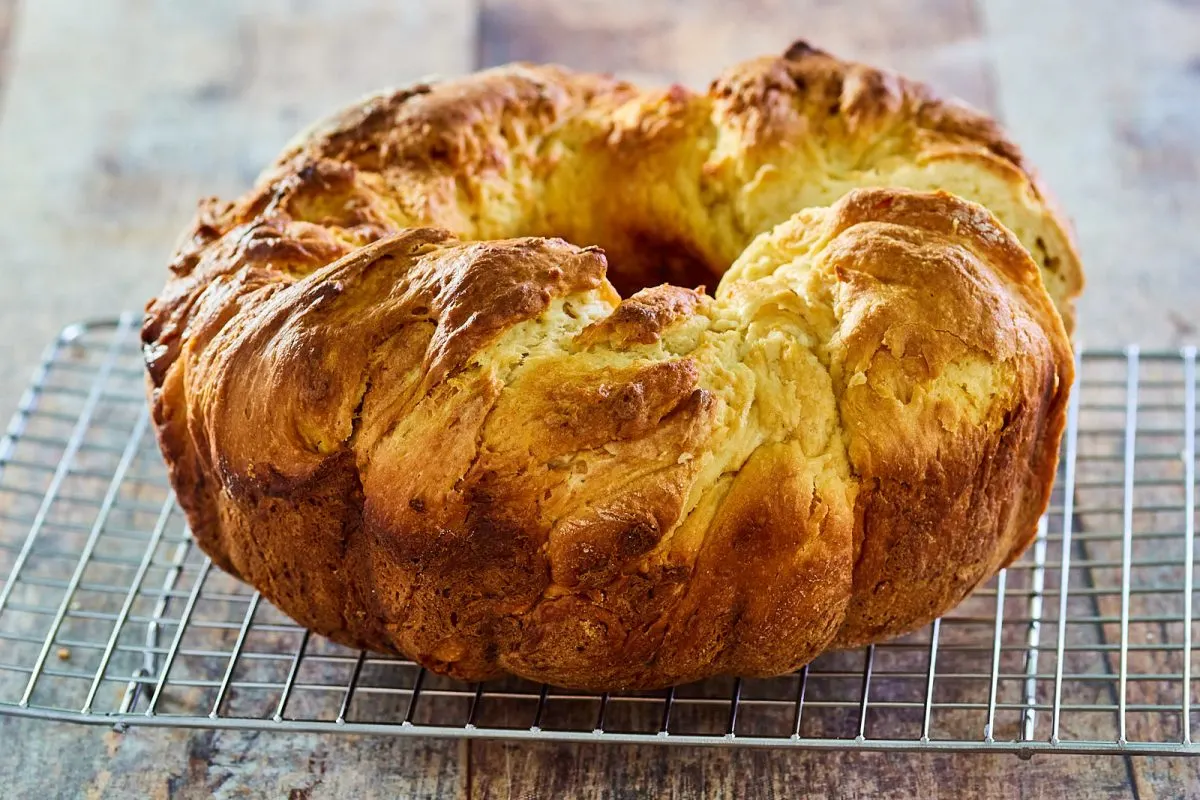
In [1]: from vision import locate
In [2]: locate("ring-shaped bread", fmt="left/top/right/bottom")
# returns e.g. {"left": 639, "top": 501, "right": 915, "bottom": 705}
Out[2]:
{"left": 144, "top": 43, "right": 1079, "bottom": 690}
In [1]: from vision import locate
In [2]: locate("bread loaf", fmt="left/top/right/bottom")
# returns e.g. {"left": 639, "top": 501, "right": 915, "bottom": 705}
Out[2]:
{"left": 144, "top": 42, "right": 1079, "bottom": 690}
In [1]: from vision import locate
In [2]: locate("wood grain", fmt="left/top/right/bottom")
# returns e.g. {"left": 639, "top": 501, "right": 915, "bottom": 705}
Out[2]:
{"left": 468, "top": 744, "right": 1145, "bottom": 800}
{"left": 0, "top": 723, "right": 467, "bottom": 799}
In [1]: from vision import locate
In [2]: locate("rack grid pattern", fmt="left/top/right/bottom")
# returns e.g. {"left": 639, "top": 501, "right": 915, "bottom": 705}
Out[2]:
{"left": 0, "top": 316, "right": 1196, "bottom": 756}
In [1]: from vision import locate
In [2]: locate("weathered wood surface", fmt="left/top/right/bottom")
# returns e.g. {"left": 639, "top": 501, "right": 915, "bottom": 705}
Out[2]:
{"left": 0, "top": 0, "right": 14, "bottom": 104}
{"left": 0, "top": 0, "right": 477, "bottom": 417}
{"left": 0, "top": 0, "right": 1197, "bottom": 797}
{"left": 983, "top": 0, "right": 1200, "bottom": 350}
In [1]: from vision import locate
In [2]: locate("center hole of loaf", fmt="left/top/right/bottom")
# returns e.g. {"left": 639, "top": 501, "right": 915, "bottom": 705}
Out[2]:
{"left": 567, "top": 229, "right": 727, "bottom": 299}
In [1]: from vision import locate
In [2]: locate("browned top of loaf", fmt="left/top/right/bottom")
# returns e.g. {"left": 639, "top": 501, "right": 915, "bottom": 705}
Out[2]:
{"left": 143, "top": 42, "right": 1077, "bottom": 690}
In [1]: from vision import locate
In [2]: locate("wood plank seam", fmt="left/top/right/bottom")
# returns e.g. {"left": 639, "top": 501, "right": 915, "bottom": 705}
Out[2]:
{"left": 1079, "top": 530, "right": 1145, "bottom": 800}
{"left": 0, "top": 0, "right": 19, "bottom": 117}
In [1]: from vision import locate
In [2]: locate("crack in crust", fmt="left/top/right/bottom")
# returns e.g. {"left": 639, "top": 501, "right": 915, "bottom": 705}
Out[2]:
{"left": 143, "top": 44, "right": 1078, "bottom": 690}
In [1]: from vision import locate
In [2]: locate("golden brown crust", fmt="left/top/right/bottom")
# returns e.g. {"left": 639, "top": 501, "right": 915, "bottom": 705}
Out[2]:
{"left": 575, "top": 285, "right": 708, "bottom": 349}
{"left": 145, "top": 44, "right": 1078, "bottom": 690}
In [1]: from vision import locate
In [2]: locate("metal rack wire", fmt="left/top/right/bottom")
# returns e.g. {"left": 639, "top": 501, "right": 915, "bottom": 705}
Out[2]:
{"left": 0, "top": 316, "right": 1196, "bottom": 756}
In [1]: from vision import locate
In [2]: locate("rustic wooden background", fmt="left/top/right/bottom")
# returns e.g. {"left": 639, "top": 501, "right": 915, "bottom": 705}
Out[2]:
{"left": 0, "top": 0, "right": 1197, "bottom": 797}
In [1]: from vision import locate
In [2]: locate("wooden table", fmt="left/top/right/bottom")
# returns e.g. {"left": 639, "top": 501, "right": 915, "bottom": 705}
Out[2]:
{"left": 1, "top": 1, "right": 1197, "bottom": 797}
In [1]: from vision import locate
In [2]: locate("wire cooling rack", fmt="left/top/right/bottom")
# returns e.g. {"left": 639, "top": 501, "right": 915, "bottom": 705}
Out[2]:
{"left": 0, "top": 315, "right": 1196, "bottom": 757}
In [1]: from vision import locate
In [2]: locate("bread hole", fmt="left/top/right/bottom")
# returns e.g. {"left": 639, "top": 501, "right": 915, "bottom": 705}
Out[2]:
{"left": 537, "top": 226, "right": 723, "bottom": 299}
{"left": 606, "top": 231, "right": 722, "bottom": 298}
